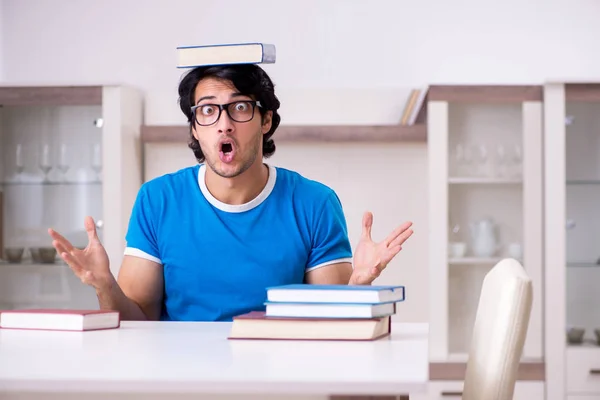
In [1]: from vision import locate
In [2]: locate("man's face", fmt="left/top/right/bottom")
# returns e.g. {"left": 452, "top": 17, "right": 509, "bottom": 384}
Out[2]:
{"left": 192, "top": 77, "right": 272, "bottom": 178}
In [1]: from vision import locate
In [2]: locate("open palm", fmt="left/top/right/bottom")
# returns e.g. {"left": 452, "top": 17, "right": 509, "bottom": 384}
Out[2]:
{"left": 48, "top": 216, "right": 112, "bottom": 289}
{"left": 350, "top": 212, "right": 413, "bottom": 285}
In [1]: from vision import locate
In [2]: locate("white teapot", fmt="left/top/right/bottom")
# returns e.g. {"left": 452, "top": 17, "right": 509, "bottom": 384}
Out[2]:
{"left": 470, "top": 217, "right": 499, "bottom": 257}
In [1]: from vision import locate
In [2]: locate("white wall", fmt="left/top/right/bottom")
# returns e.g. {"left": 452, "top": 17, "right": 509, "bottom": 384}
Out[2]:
{"left": 143, "top": 141, "right": 428, "bottom": 324}
{"left": 2, "top": 0, "right": 600, "bottom": 323}
{"left": 4, "top": 0, "right": 600, "bottom": 124}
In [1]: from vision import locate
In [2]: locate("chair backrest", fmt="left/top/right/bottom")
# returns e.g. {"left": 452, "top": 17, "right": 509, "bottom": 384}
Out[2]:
{"left": 462, "top": 258, "right": 533, "bottom": 400}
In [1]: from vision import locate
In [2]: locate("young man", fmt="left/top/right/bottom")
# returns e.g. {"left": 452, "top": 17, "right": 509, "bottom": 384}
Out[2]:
{"left": 48, "top": 64, "right": 413, "bottom": 322}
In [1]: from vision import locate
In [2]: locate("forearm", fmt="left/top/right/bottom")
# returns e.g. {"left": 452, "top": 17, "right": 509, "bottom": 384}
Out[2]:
{"left": 305, "top": 262, "right": 354, "bottom": 285}
{"left": 95, "top": 277, "right": 151, "bottom": 321}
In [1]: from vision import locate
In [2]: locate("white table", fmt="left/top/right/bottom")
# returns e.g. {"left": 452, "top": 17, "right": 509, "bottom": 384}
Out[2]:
{"left": 0, "top": 321, "right": 428, "bottom": 399}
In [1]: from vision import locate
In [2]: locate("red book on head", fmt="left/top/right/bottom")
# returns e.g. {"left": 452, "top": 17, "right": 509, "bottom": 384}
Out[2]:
{"left": 0, "top": 309, "right": 120, "bottom": 331}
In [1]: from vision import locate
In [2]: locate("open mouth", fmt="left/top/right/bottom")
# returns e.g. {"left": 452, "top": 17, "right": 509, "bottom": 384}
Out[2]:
{"left": 221, "top": 142, "right": 233, "bottom": 154}
{"left": 218, "top": 139, "right": 236, "bottom": 164}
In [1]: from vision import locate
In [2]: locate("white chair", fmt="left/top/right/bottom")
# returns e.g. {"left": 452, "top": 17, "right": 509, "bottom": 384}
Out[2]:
{"left": 462, "top": 258, "right": 533, "bottom": 400}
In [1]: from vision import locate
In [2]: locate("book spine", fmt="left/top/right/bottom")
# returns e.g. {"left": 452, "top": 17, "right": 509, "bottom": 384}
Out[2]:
{"left": 261, "top": 44, "right": 276, "bottom": 63}
{"left": 407, "top": 87, "right": 428, "bottom": 125}
{"left": 400, "top": 90, "right": 419, "bottom": 125}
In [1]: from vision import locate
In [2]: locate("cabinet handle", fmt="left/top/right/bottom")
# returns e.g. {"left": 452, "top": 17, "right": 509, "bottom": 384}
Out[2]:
{"left": 441, "top": 391, "right": 463, "bottom": 397}
{"left": 590, "top": 369, "right": 600, "bottom": 374}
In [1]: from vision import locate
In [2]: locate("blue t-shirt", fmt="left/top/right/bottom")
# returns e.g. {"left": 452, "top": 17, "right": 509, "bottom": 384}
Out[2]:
{"left": 124, "top": 164, "right": 353, "bottom": 321}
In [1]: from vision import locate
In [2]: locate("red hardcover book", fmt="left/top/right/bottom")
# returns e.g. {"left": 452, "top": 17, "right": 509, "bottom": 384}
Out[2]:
{"left": 228, "top": 311, "right": 391, "bottom": 341}
{"left": 0, "top": 309, "right": 120, "bottom": 331}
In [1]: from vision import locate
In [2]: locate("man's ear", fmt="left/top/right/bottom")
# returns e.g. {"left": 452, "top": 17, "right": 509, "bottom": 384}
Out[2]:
{"left": 191, "top": 123, "right": 202, "bottom": 143}
{"left": 261, "top": 111, "right": 273, "bottom": 134}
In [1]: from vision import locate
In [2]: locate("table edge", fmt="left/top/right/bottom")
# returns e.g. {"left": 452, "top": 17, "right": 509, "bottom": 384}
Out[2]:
{"left": 0, "top": 379, "right": 429, "bottom": 395}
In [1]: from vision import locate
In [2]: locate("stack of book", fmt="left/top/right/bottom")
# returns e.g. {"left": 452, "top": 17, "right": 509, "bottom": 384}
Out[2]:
{"left": 228, "top": 284, "right": 405, "bottom": 341}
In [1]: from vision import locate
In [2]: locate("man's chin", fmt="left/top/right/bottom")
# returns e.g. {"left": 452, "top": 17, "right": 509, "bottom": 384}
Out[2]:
{"left": 215, "top": 168, "right": 242, "bottom": 179}
{"left": 208, "top": 160, "right": 245, "bottom": 179}
{"left": 206, "top": 149, "right": 259, "bottom": 179}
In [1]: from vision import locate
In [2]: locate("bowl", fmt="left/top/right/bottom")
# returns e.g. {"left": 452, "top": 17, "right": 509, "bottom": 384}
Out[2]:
{"left": 4, "top": 247, "right": 24, "bottom": 263}
{"left": 30, "top": 248, "right": 41, "bottom": 263}
{"left": 567, "top": 327, "right": 585, "bottom": 344}
{"left": 31, "top": 247, "right": 57, "bottom": 264}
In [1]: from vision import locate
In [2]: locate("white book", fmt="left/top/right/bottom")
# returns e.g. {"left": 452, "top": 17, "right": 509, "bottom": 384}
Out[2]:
{"left": 0, "top": 309, "right": 120, "bottom": 331}
{"left": 266, "top": 284, "right": 405, "bottom": 304}
{"left": 177, "top": 42, "right": 276, "bottom": 68}
{"left": 264, "top": 301, "right": 396, "bottom": 319}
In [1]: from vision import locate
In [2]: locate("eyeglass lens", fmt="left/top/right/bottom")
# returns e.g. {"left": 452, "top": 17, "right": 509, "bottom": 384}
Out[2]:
{"left": 195, "top": 101, "right": 256, "bottom": 125}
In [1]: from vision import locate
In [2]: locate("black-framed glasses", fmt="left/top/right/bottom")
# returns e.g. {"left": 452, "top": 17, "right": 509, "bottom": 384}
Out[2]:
{"left": 191, "top": 100, "right": 262, "bottom": 126}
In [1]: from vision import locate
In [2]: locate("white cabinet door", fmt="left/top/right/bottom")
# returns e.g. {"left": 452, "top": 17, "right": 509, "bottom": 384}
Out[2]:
{"left": 567, "top": 347, "right": 600, "bottom": 395}
{"left": 414, "top": 381, "right": 544, "bottom": 400}
{"left": 101, "top": 85, "right": 143, "bottom": 277}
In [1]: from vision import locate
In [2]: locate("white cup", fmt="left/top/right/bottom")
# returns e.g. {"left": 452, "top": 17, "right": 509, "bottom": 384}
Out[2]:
{"left": 449, "top": 242, "right": 467, "bottom": 258}
{"left": 508, "top": 243, "right": 522, "bottom": 259}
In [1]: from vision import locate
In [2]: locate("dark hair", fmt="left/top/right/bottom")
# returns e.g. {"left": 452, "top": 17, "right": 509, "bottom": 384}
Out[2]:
{"left": 177, "top": 64, "right": 281, "bottom": 163}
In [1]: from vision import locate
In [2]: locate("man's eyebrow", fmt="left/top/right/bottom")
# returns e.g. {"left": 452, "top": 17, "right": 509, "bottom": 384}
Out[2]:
{"left": 196, "top": 93, "right": 252, "bottom": 104}
{"left": 196, "top": 95, "right": 216, "bottom": 104}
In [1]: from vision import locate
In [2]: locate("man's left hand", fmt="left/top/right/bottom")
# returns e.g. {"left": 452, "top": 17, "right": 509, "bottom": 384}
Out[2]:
{"left": 349, "top": 211, "right": 413, "bottom": 285}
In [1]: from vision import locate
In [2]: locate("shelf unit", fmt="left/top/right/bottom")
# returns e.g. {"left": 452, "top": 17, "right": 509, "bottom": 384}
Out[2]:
{"left": 447, "top": 257, "right": 512, "bottom": 265}
{"left": 448, "top": 177, "right": 523, "bottom": 184}
{"left": 427, "top": 85, "right": 545, "bottom": 383}
{"left": 0, "top": 84, "right": 143, "bottom": 310}
{"left": 544, "top": 82, "right": 600, "bottom": 400}
{"left": 140, "top": 123, "right": 427, "bottom": 143}
{"left": 0, "top": 181, "right": 102, "bottom": 186}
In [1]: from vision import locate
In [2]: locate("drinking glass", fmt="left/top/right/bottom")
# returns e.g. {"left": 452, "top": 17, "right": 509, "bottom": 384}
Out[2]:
{"left": 510, "top": 144, "right": 522, "bottom": 178}
{"left": 15, "top": 144, "right": 25, "bottom": 181}
{"left": 495, "top": 144, "right": 507, "bottom": 178}
{"left": 39, "top": 144, "right": 52, "bottom": 183}
{"left": 475, "top": 144, "right": 488, "bottom": 177}
{"left": 57, "top": 144, "right": 69, "bottom": 182}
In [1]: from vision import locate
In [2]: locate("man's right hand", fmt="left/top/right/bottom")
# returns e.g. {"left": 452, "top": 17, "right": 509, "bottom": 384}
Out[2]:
{"left": 48, "top": 216, "right": 114, "bottom": 291}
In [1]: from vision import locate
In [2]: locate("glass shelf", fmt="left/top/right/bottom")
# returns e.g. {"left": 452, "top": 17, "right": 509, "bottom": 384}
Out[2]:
{"left": 567, "top": 262, "right": 600, "bottom": 268}
{"left": 448, "top": 177, "right": 522, "bottom": 184}
{"left": 449, "top": 257, "right": 504, "bottom": 265}
{"left": 566, "top": 180, "right": 600, "bottom": 185}
{"left": 0, "top": 261, "right": 66, "bottom": 267}
{"left": 1, "top": 181, "right": 101, "bottom": 186}
{"left": 449, "top": 257, "right": 524, "bottom": 265}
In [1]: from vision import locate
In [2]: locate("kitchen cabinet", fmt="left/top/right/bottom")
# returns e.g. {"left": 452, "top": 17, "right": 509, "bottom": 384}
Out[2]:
{"left": 0, "top": 85, "right": 143, "bottom": 310}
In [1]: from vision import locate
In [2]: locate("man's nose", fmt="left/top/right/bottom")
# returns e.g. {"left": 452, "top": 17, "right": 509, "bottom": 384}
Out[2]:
{"left": 216, "top": 107, "right": 235, "bottom": 132}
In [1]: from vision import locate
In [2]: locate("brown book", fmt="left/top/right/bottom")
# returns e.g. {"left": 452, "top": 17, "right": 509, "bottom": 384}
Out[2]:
{"left": 228, "top": 311, "right": 391, "bottom": 341}
{"left": 400, "top": 89, "right": 420, "bottom": 125}
{"left": 0, "top": 190, "right": 3, "bottom": 260}
{"left": 0, "top": 309, "right": 121, "bottom": 331}
{"left": 407, "top": 86, "right": 429, "bottom": 125}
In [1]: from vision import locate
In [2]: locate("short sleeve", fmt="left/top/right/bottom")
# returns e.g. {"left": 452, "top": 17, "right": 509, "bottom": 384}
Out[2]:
{"left": 306, "top": 191, "right": 353, "bottom": 272}
{"left": 124, "top": 185, "right": 162, "bottom": 264}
